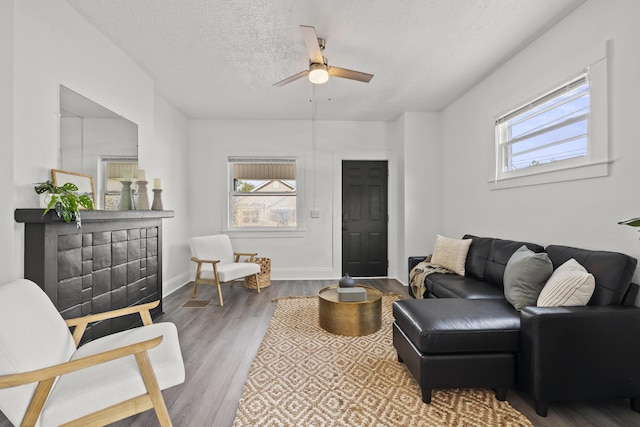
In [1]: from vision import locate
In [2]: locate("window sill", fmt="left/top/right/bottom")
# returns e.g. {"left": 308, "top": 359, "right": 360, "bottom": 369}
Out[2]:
{"left": 488, "top": 160, "right": 610, "bottom": 190}
{"left": 222, "top": 229, "right": 306, "bottom": 239}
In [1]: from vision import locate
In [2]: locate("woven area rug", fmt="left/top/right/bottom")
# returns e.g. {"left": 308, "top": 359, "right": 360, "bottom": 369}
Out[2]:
{"left": 233, "top": 295, "right": 533, "bottom": 427}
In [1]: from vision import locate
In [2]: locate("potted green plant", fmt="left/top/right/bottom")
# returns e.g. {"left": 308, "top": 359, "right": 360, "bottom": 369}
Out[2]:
{"left": 34, "top": 181, "right": 94, "bottom": 227}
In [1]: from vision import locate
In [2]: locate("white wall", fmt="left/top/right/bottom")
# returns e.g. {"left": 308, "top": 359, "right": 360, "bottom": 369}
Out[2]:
{"left": 188, "top": 119, "right": 402, "bottom": 280}
{"left": 400, "top": 112, "right": 442, "bottom": 284}
{"left": 392, "top": 116, "right": 406, "bottom": 283}
{"left": 10, "top": 0, "right": 190, "bottom": 294}
{"left": 0, "top": 0, "right": 15, "bottom": 284}
{"left": 152, "top": 94, "right": 190, "bottom": 294}
{"left": 440, "top": 0, "right": 640, "bottom": 283}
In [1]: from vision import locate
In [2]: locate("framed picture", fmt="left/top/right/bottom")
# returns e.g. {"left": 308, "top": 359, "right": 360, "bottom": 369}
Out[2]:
{"left": 51, "top": 169, "right": 96, "bottom": 206}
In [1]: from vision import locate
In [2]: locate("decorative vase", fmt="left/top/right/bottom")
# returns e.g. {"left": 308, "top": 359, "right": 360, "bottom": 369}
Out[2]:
{"left": 39, "top": 193, "right": 52, "bottom": 209}
{"left": 151, "top": 189, "right": 163, "bottom": 211}
{"left": 118, "top": 180, "right": 134, "bottom": 211}
{"left": 136, "top": 180, "right": 150, "bottom": 210}
{"left": 339, "top": 273, "right": 356, "bottom": 288}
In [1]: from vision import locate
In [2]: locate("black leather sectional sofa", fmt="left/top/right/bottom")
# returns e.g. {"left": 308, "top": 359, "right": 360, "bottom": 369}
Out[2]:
{"left": 393, "top": 234, "right": 640, "bottom": 416}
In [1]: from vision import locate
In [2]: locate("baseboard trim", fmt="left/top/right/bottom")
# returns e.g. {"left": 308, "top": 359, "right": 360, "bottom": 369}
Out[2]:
{"left": 163, "top": 272, "right": 191, "bottom": 297}
{"left": 167, "top": 270, "right": 406, "bottom": 287}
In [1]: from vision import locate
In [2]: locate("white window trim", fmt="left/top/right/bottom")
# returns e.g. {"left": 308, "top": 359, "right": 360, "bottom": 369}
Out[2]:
{"left": 490, "top": 55, "right": 609, "bottom": 190}
{"left": 222, "top": 153, "right": 306, "bottom": 236}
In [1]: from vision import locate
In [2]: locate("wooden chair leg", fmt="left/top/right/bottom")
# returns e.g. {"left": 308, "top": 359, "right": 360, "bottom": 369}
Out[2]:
{"left": 192, "top": 263, "right": 203, "bottom": 297}
{"left": 255, "top": 274, "right": 260, "bottom": 293}
{"left": 192, "top": 281, "right": 198, "bottom": 297}
{"left": 211, "top": 264, "right": 224, "bottom": 306}
{"left": 215, "top": 279, "right": 224, "bottom": 307}
{"left": 134, "top": 351, "right": 172, "bottom": 427}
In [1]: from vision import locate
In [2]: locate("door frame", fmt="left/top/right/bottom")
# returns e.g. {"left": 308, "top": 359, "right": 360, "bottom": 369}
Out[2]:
{"left": 332, "top": 150, "right": 399, "bottom": 280}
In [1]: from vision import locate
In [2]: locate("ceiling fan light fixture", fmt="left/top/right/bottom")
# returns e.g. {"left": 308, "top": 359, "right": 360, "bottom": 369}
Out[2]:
{"left": 308, "top": 63, "right": 329, "bottom": 84}
{"left": 273, "top": 26, "right": 373, "bottom": 87}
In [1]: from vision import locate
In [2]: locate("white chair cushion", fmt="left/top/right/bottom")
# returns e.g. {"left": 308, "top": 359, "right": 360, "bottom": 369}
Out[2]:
{"left": 0, "top": 279, "right": 76, "bottom": 426}
{"left": 39, "top": 322, "right": 185, "bottom": 427}
{"left": 190, "top": 235, "right": 235, "bottom": 264}
{"left": 199, "top": 262, "right": 260, "bottom": 283}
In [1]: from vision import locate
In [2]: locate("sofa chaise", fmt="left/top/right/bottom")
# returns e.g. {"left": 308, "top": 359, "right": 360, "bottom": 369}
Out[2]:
{"left": 393, "top": 234, "right": 640, "bottom": 416}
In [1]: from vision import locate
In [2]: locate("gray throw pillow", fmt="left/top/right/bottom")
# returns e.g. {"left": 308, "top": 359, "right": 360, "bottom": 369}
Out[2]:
{"left": 503, "top": 245, "right": 553, "bottom": 311}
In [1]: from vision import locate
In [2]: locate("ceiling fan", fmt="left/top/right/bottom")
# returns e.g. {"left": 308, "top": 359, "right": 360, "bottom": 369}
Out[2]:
{"left": 274, "top": 25, "right": 374, "bottom": 87}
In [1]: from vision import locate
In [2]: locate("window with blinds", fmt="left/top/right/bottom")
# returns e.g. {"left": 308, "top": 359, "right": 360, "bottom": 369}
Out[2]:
{"left": 228, "top": 157, "right": 297, "bottom": 228}
{"left": 495, "top": 73, "right": 590, "bottom": 175}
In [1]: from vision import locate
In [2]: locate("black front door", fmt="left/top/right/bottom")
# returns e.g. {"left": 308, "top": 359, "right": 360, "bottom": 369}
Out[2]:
{"left": 341, "top": 160, "right": 388, "bottom": 277}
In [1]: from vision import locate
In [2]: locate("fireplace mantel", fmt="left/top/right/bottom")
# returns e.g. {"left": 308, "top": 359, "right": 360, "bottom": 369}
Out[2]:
{"left": 15, "top": 209, "right": 174, "bottom": 342}
{"left": 15, "top": 208, "right": 174, "bottom": 223}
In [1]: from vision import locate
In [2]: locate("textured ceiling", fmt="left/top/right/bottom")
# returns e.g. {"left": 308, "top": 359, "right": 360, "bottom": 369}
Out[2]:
{"left": 64, "top": 0, "right": 586, "bottom": 121}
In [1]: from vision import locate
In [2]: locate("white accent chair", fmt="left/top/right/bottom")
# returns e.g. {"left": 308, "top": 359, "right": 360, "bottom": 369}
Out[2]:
{"left": 189, "top": 235, "right": 261, "bottom": 306}
{"left": 0, "top": 279, "right": 185, "bottom": 427}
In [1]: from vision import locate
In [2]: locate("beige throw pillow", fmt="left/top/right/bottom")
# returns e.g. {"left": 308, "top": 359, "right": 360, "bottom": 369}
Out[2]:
{"left": 430, "top": 235, "right": 472, "bottom": 276}
{"left": 537, "top": 258, "right": 595, "bottom": 307}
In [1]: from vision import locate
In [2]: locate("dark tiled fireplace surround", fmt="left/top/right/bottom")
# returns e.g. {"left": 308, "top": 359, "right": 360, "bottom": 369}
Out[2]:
{"left": 15, "top": 209, "right": 174, "bottom": 343}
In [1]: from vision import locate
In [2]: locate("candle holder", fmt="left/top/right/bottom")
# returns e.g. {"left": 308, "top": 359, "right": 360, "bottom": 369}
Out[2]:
{"left": 151, "top": 189, "right": 163, "bottom": 211}
{"left": 118, "top": 180, "right": 134, "bottom": 211}
{"left": 136, "top": 180, "right": 150, "bottom": 210}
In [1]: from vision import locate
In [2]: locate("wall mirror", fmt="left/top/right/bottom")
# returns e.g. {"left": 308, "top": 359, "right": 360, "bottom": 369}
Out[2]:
{"left": 59, "top": 85, "right": 138, "bottom": 209}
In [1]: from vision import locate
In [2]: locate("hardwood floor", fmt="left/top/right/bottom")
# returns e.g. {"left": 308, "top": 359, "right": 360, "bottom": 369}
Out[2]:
{"left": 2, "top": 278, "right": 639, "bottom": 426}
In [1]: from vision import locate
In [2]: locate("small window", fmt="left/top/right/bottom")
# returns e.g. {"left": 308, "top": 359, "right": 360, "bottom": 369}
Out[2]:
{"left": 496, "top": 73, "right": 590, "bottom": 175}
{"left": 228, "top": 157, "right": 297, "bottom": 228}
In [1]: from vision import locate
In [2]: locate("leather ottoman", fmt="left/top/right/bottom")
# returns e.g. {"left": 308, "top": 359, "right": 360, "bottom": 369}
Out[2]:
{"left": 392, "top": 298, "right": 520, "bottom": 403}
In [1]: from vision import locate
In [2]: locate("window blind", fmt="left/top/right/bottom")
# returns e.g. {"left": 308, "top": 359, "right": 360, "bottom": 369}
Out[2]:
{"left": 229, "top": 157, "right": 296, "bottom": 180}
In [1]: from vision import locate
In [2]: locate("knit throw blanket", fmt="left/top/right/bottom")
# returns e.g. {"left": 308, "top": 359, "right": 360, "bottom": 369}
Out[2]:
{"left": 409, "top": 255, "right": 454, "bottom": 299}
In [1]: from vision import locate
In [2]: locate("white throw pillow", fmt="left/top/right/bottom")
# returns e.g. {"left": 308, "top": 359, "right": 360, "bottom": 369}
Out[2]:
{"left": 537, "top": 258, "right": 595, "bottom": 307}
{"left": 430, "top": 235, "right": 472, "bottom": 276}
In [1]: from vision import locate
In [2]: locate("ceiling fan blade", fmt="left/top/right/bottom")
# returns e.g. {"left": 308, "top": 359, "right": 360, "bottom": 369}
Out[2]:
{"left": 300, "top": 25, "right": 324, "bottom": 64}
{"left": 327, "top": 66, "right": 374, "bottom": 83}
{"left": 273, "top": 70, "right": 309, "bottom": 87}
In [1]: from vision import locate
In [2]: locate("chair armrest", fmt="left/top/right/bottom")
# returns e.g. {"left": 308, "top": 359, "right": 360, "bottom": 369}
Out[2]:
{"left": 234, "top": 252, "right": 258, "bottom": 262}
{"left": 0, "top": 335, "right": 163, "bottom": 389}
{"left": 65, "top": 300, "right": 159, "bottom": 326}
{"left": 0, "top": 335, "right": 163, "bottom": 424}
{"left": 65, "top": 300, "right": 160, "bottom": 346}
{"left": 520, "top": 305, "right": 640, "bottom": 401}
{"left": 190, "top": 256, "right": 220, "bottom": 265}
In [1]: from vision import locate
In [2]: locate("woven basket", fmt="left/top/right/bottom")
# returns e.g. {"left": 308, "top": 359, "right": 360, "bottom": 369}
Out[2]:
{"left": 244, "top": 257, "right": 271, "bottom": 289}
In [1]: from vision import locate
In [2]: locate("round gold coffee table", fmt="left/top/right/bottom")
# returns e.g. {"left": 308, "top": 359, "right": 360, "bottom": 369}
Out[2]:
{"left": 318, "top": 285, "right": 382, "bottom": 336}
